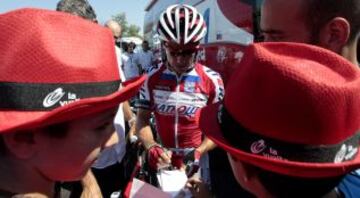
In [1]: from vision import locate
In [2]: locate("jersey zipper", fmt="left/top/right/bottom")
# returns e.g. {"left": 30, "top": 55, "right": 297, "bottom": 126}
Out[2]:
{"left": 174, "top": 74, "right": 183, "bottom": 148}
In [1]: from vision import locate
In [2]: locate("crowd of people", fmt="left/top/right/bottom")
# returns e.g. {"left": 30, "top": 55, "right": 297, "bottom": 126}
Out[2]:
{"left": 0, "top": 0, "right": 359, "bottom": 197}
{"left": 121, "top": 40, "right": 157, "bottom": 80}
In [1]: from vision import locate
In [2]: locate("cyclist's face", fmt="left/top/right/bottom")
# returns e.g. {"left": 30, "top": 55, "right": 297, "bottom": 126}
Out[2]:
{"left": 260, "top": 0, "right": 313, "bottom": 43}
{"left": 164, "top": 42, "right": 197, "bottom": 74}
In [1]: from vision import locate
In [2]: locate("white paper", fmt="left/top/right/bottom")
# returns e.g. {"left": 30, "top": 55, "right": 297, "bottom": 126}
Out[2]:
{"left": 129, "top": 178, "right": 171, "bottom": 198}
{"left": 157, "top": 170, "right": 191, "bottom": 198}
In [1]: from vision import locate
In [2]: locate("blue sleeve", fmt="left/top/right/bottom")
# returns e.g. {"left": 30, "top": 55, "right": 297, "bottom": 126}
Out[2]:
{"left": 337, "top": 169, "right": 360, "bottom": 198}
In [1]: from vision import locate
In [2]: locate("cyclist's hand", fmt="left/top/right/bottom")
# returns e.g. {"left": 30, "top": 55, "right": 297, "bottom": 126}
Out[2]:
{"left": 184, "top": 149, "right": 201, "bottom": 177}
{"left": 183, "top": 149, "right": 201, "bottom": 165}
{"left": 147, "top": 144, "right": 172, "bottom": 170}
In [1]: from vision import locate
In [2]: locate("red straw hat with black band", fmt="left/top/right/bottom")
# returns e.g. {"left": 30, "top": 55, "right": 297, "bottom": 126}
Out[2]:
{"left": 0, "top": 8, "right": 146, "bottom": 133}
{"left": 200, "top": 42, "right": 360, "bottom": 178}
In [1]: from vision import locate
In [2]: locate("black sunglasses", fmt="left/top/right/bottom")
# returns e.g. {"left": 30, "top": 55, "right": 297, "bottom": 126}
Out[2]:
{"left": 168, "top": 49, "right": 197, "bottom": 57}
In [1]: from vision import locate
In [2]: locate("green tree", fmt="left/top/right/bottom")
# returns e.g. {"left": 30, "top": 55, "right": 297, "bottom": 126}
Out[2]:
{"left": 128, "top": 25, "right": 141, "bottom": 37}
{"left": 112, "top": 12, "right": 141, "bottom": 37}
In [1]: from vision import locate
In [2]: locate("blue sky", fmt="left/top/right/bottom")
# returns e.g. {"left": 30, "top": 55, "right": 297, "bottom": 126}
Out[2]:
{"left": 0, "top": 0, "right": 150, "bottom": 33}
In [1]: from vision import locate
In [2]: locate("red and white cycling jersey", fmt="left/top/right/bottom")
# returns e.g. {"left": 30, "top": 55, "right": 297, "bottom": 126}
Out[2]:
{"left": 137, "top": 63, "right": 224, "bottom": 148}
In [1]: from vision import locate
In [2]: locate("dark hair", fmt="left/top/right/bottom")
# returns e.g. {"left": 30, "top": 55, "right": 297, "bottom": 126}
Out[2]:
{"left": 0, "top": 122, "right": 69, "bottom": 155}
{"left": 241, "top": 162, "right": 345, "bottom": 198}
{"left": 305, "top": 0, "right": 360, "bottom": 43}
{"left": 126, "top": 42, "right": 136, "bottom": 52}
{"left": 56, "top": 0, "right": 97, "bottom": 22}
{"left": 128, "top": 42, "right": 136, "bottom": 48}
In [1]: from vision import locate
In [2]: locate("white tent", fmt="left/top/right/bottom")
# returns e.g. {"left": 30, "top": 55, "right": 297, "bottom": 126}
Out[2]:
{"left": 121, "top": 37, "right": 143, "bottom": 45}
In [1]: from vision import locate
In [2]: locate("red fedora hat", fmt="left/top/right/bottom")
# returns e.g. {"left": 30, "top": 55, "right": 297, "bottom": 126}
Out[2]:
{"left": 0, "top": 8, "right": 146, "bottom": 133}
{"left": 200, "top": 42, "right": 360, "bottom": 178}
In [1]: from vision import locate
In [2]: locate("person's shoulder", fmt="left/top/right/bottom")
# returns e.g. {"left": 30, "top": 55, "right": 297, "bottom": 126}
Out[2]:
{"left": 146, "top": 64, "right": 164, "bottom": 79}
{"left": 121, "top": 52, "right": 128, "bottom": 58}
{"left": 134, "top": 51, "right": 141, "bottom": 57}
{"left": 139, "top": 50, "right": 153, "bottom": 56}
{"left": 195, "top": 63, "right": 224, "bottom": 93}
{"left": 196, "top": 63, "right": 221, "bottom": 78}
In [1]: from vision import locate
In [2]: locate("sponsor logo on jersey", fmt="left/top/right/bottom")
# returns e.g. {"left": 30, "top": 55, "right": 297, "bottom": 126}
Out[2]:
{"left": 156, "top": 104, "right": 200, "bottom": 117}
{"left": 184, "top": 82, "right": 196, "bottom": 93}
{"left": 153, "top": 90, "right": 208, "bottom": 106}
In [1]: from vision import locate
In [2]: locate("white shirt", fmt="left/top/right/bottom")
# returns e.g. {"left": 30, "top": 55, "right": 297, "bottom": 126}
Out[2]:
{"left": 92, "top": 46, "right": 127, "bottom": 169}
{"left": 122, "top": 52, "right": 140, "bottom": 79}
{"left": 134, "top": 49, "right": 155, "bottom": 72}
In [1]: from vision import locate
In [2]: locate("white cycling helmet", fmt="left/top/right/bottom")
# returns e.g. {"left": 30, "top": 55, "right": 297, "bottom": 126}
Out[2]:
{"left": 157, "top": 4, "right": 207, "bottom": 46}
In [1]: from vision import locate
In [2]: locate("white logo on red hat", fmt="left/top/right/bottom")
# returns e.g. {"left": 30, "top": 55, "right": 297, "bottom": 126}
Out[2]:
{"left": 43, "top": 88, "right": 65, "bottom": 108}
{"left": 345, "top": 145, "right": 358, "bottom": 160}
{"left": 250, "top": 139, "right": 266, "bottom": 154}
{"left": 334, "top": 144, "right": 358, "bottom": 163}
{"left": 250, "top": 139, "right": 284, "bottom": 160}
{"left": 43, "top": 88, "right": 80, "bottom": 108}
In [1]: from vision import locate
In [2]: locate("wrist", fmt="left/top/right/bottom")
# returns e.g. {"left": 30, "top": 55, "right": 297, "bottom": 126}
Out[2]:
{"left": 194, "top": 148, "right": 202, "bottom": 161}
{"left": 145, "top": 142, "right": 160, "bottom": 151}
{"left": 195, "top": 147, "right": 203, "bottom": 156}
{"left": 127, "top": 115, "right": 136, "bottom": 126}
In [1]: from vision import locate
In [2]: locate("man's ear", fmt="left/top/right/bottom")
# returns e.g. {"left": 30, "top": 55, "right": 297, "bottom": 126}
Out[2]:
{"left": 2, "top": 132, "right": 37, "bottom": 159}
{"left": 228, "top": 154, "right": 258, "bottom": 182}
{"left": 318, "top": 17, "right": 350, "bottom": 53}
{"left": 241, "top": 161, "right": 260, "bottom": 182}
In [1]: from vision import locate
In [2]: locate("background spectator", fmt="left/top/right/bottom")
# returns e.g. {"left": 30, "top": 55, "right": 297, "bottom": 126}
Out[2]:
{"left": 122, "top": 42, "right": 141, "bottom": 79}
{"left": 134, "top": 40, "right": 156, "bottom": 73}
{"left": 56, "top": 0, "right": 97, "bottom": 23}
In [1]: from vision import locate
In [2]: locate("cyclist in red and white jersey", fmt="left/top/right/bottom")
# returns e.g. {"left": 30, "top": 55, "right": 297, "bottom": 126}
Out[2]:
{"left": 136, "top": 4, "right": 224, "bottom": 176}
